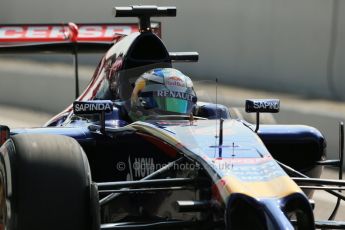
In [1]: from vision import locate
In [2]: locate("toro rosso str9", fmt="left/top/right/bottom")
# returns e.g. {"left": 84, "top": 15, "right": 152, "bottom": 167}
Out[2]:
{"left": 0, "top": 5, "right": 345, "bottom": 230}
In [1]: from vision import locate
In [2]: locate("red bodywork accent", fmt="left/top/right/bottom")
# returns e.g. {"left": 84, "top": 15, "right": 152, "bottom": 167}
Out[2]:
{"left": 0, "top": 23, "right": 161, "bottom": 43}
{"left": 0, "top": 130, "right": 6, "bottom": 145}
{"left": 137, "top": 133, "right": 178, "bottom": 158}
{"left": 67, "top": 22, "right": 78, "bottom": 43}
{"left": 0, "top": 127, "right": 9, "bottom": 146}
{"left": 212, "top": 179, "right": 227, "bottom": 204}
{"left": 213, "top": 155, "right": 273, "bottom": 165}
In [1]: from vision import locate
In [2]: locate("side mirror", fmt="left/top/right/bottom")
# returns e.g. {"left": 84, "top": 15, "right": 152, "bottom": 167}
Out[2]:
{"left": 245, "top": 99, "right": 280, "bottom": 113}
{"left": 245, "top": 99, "right": 280, "bottom": 132}
{"left": 73, "top": 100, "right": 113, "bottom": 134}
{"left": 73, "top": 100, "right": 113, "bottom": 115}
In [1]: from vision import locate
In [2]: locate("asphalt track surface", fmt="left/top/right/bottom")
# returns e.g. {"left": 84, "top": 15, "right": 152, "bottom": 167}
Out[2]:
{"left": 0, "top": 60, "right": 345, "bottom": 225}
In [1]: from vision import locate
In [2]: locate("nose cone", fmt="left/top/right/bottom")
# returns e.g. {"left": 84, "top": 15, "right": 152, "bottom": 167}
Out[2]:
{"left": 217, "top": 172, "right": 302, "bottom": 199}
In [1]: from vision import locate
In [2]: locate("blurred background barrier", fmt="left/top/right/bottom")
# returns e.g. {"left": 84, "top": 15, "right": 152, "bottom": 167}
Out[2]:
{"left": 1, "top": 0, "right": 345, "bottom": 100}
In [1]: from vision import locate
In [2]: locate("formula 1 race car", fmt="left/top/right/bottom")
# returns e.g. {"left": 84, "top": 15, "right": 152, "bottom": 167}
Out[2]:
{"left": 0, "top": 5, "right": 345, "bottom": 230}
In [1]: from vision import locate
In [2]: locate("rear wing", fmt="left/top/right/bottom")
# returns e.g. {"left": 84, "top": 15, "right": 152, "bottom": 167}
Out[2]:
{"left": 0, "top": 22, "right": 160, "bottom": 98}
{"left": 0, "top": 22, "right": 161, "bottom": 53}
{"left": 0, "top": 11, "right": 197, "bottom": 98}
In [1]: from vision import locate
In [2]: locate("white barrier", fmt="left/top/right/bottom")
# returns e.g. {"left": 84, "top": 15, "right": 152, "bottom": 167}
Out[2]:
{"left": 0, "top": 59, "right": 92, "bottom": 113}
{"left": 1, "top": 0, "right": 345, "bottom": 99}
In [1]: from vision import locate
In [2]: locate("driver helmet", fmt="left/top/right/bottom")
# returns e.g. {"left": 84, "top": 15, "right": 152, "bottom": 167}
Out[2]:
{"left": 129, "top": 68, "right": 197, "bottom": 121}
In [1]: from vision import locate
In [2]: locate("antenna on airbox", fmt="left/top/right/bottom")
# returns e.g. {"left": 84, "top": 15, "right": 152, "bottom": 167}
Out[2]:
{"left": 215, "top": 78, "right": 224, "bottom": 158}
{"left": 113, "top": 6, "right": 176, "bottom": 32}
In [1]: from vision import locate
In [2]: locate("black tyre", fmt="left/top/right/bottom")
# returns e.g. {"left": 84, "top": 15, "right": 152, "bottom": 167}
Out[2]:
{"left": 0, "top": 134, "right": 99, "bottom": 230}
